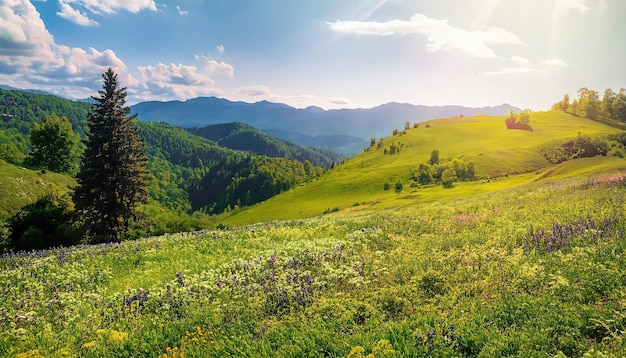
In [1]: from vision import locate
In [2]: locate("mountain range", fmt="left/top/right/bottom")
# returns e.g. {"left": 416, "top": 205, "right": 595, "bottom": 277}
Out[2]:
{"left": 131, "top": 97, "right": 521, "bottom": 155}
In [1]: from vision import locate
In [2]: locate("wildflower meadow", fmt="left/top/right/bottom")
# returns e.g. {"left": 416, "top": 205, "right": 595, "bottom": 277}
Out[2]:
{"left": 1, "top": 173, "right": 626, "bottom": 357}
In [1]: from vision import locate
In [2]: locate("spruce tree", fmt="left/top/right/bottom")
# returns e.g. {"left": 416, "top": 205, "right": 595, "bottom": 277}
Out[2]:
{"left": 73, "top": 68, "right": 150, "bottom": 243}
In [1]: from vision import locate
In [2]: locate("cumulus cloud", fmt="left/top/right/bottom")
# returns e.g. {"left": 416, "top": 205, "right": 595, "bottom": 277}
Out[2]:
{"left": 134, "top": 62, "right": 234, "bottom": 101}
{"left": 206, "top": 60, "right": 234, "bottom": 78}
{"left": 216, "top": 45, "right": 225, "bottom": 54}
{"left": 0, "top": 0, "right": 129, "bottom": 97}
{"left": 57, "top": 0, "right": 99, "bottom": 26}
{"left": 327, "top": 13, "right": 525, "bottom": 58}
{"left": 239, "top": 85, "right": 271, "bottom": 97}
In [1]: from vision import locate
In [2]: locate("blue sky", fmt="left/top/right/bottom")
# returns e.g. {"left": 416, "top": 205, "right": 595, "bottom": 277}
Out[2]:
{"left": 0, "top": 0, "right": 624, "bottom": 110}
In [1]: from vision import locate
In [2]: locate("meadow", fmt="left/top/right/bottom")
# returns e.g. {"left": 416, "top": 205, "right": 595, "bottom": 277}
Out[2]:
{"left": 1, "top": 161, "right": 625, "bottom": 357}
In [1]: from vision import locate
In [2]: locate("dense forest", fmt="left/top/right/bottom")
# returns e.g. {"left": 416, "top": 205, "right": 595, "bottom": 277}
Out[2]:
{"left": 189, "top": 122, "right": 343, "bottom": 169}
{"left": 138, "top": 121, "right": 323, "bottom": 214}
{"left": 0, "top": 88, "right": 326, "bottom": 217}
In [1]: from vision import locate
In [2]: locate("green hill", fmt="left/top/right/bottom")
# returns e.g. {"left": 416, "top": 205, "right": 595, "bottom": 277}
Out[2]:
{"left": 0, "top": 160, "right": 76, "bottom": 216}
{"left": 189, "top": 122, "right": 343, "bottom": 168}
{"left": 218, "top": 111, "right": 625, "bottom": 225}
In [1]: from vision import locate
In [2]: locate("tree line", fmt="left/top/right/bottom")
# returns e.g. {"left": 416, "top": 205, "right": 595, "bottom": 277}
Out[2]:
{"left": 552, "top": 87, "right": 626, "bottom": 123}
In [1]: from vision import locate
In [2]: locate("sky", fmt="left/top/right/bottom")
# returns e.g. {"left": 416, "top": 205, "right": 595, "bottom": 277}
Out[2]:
{"left": 0, "top": 0, "right": 624, "bottom": 110}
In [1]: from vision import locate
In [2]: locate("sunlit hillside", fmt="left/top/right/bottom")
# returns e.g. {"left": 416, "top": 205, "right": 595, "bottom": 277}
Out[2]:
{"left": 218, "top": 111, "right": 624, "bottom": 225}
{"left": 0, "top": 160, "right": 76, "bottom": 215}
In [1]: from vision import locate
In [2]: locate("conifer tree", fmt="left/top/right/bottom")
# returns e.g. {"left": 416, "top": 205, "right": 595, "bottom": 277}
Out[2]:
{"left": 73, "top": 68, "right": 150, "bottom": 243}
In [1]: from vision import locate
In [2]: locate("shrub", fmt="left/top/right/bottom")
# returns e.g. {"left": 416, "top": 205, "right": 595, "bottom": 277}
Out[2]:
{"left": 417, "top": 271, "right": 447, "bottom": 297}
{"left": 8, "top": 193, "right": 79, "bottom": 251}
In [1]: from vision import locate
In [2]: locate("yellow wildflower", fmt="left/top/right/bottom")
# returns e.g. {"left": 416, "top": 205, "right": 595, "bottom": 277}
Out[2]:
{"left": 82, "top": 341, "right": 97, "bottom": 349}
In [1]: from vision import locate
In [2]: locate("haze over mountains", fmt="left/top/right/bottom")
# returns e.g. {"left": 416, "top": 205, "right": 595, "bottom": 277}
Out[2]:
{"left": 132, "top": 97, "right": 521, "bottom": 155}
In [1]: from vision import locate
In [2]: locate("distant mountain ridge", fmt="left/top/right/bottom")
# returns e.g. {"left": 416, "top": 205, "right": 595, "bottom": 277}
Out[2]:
{"left": 131, "top": 97, "right": 521, "bottom": 155}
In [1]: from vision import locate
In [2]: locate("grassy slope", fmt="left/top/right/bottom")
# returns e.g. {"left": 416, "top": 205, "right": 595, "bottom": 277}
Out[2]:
{"left": 218, "top": 111, "right": 622, "bottom": 225}
{"left": 2, "top": 162, "right": 626, "bottom": 356}
{"left": 0, "top": 160, "right": 75, "bottom": 215}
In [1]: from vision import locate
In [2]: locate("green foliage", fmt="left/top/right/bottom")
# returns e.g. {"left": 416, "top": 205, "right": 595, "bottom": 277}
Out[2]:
{"left": 73, "top": 69, "right": 150, "bottom": 243}
{"left": 7, "top": 193, "right": 78, "bottom": 251}
{"left": 429, "top": 149, "right": 439, "bottom": 165}
{"left": 441, "top": 168, "right": 457, "bottom": 188}
{"left": 414, "top": 163, "right": 433, "bottom": 185}
{"left": 25, "top": 114, "right": 80, "bottom": 174}
{"left": 540, "top": 134, "right": 621, "bottom": 164}
{"left": 411, "top": 153, "right": 476, "bottom": 189}
{"left": 553, "top": 86, "right": 626, "bottom": 124}
{"left": 0, "top": 142, "right": 24, "bottom": 164}
{"left": 189, "top": 122, "right": 342, "bottom": 169}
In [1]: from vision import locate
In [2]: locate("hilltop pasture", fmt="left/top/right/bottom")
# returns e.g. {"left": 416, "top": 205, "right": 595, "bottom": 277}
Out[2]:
{"left": 218, "top": 111, "right": 622, "bottom": 225}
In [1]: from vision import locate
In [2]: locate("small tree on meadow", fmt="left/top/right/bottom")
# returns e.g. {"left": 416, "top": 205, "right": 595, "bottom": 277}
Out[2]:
{"left": 429, "top": 149, "right": 440, "bottom": 165}
{"left": 441, "top": 168, "right": 457, "bottom": 188}
{"left": 415, "top": 163, "right": 433, "bottom": 185}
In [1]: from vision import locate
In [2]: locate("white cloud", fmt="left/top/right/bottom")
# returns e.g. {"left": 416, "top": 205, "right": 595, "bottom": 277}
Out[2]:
{"left": 510, "top": 56, "right": 531, "bottom": 66}
{"left": 216, "top": 45, "right": 225, "bottom": 54}
{"left": 485, "top": 66, "right": 542, "bottom": 76}
{"left": 176, "top": 5, "right": 188, "bottom": 16}
{"left": 61, "top": 0, "right": 157, "bottom": 15}
{"left": 330, "top": 97, "right": 352, "bottom": 105}
{"left": 239, "top": 86, "right": 271, "bottom": 97}
{"left": 0, "top": 0, "right": 129, "bottom": 98}
{"left": 486, "top": 56, "right": 570, "bottom": 76}
{"left": 541, "top": 58, "right": 570, "bottom": 68}
{"left": 206, "top": 60, "right": 234, "bottom": 78}
{"left": 327, "top": 13, "right": 525, "bottom": 58}
{"left": 57, "top": 0, "right": 98, "bottom": 26}
{"left": 555, "top": 0, "right": 589, "bottom": 14}
{"left": 135, "top": 62, "right": 233, "bottom": 101}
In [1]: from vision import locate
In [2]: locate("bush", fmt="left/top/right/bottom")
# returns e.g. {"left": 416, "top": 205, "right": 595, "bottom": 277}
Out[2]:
{"left": 8, "top": 193, "right": 80, "bottom": 251}
{"left": 441, "top": 169, "right": 457, "bottom": 188}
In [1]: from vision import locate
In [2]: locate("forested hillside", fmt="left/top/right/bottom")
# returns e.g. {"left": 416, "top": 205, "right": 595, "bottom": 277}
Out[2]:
{"left": 0, "top": 89, "right": 326, "bottom": 218}
{"left": 189, "top": 122, "right": 343, "bottom": 168}
{"left": 138, "top": 122, "right": 324, "bottom": 214}
{"left": 0, "top": 89, "right": 90, "bottom": 159}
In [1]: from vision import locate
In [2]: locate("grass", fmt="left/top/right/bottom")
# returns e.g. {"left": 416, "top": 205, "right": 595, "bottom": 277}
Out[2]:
{"left": 0, "top": 160, "right": 75, "bottom": 216}
{"left": 218, "top": 111, "right": 623, "bottom": 226}
{"left": 1, "top": 163, "right": 625, "bottom": 357}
